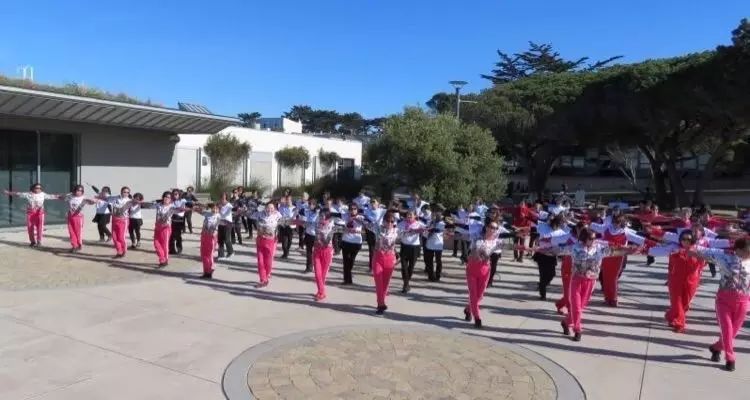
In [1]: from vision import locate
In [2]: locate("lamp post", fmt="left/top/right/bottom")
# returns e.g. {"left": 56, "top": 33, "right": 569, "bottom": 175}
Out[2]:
{"left": 449, "top": 80, "right": 467, "bottom": 119}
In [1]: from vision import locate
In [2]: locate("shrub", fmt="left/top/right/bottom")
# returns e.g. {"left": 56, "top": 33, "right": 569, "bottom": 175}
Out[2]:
{"left": 318, "top": 149, "right": 340, "bottom": 168}
{"left": 274, "top": 146, "right": 310, "bottom": 168}
{"left": 204, "top": 133, "right": 251, "bottom": 186}
{"left": 244, "top": 177, "right": 270, "bottom": 198}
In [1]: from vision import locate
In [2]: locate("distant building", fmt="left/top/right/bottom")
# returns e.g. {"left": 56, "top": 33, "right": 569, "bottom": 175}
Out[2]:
{"left": 256, "top": 117, "right": 303, "bottom": 134}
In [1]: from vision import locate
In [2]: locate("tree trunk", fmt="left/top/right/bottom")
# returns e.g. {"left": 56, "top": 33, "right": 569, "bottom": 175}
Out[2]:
{"left": 692, "top": 141, "right": 731, "bottom": 206}
{"left": 665, "top": 149, "right": 688, "bottom": 208}
{"left": 638, "top": 144, "right": 670, "bottom": 208}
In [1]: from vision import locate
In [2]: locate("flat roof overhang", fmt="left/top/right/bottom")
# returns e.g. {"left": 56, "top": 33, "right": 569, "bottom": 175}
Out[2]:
{"left": 0, "top": 85, "right": 238, "bottom": 134}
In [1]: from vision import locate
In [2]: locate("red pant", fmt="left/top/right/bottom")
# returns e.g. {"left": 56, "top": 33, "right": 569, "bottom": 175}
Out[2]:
{"left": 665, "top": 275, "right": 700, "bottom": 330}
{"left": 555, "top": 255, "right": 573, "bottom": 312}
{"left": 564, "top": 275, "right": 596, "bottom": 333}
{"left": 200, "top": 233, "right": 217, "bottom": 274}
{"left": 713, "top": 290, "right": 749, "bottom": 362}
{"left": 466, "top": 259, "right": 490, "bottom": 320}
{"left": 313, "top": 246, "right": 333, "bottom": 296}
{"left": 256, "top": 236, "right": 276, "bottom": 283}
{"left": 26, "top": 209, "right": 44, "bottom": 243}
{"left": 600, "top": 255, "right": 624, "bottom": 304}
{"left": 111, "top": 217, "right": 129, "bottom": 255}
{"left": 373, "top": 250, "right": 396, "bottom": 307}
{"left": 67, "top": 213, "right": 84, "bottom": 248}
{"left": 153, "top": 223, "right": 171, "bottom": 264}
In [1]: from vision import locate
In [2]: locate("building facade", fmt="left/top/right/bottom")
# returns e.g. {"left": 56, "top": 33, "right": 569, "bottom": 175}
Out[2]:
{"left": 176, "top": 127, "right": 363, "bottom": 194}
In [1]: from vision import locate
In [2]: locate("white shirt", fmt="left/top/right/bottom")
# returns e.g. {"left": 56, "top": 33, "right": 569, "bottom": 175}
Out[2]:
{"left": 365, "top": 207, "right": 386, "bottom": 229}
{"left": 304, "top": 211, "right": 319, "bottom": 236}
{"left": 219, "top": 203, "right": 234, "bottom": 224}
{"left": 342, "top": 214, "right": 364, "bottom": 244}
{"left": 129, "top": 203, "right": 143, "bottom": 219}
{"left": 425, "top": 221, "right": 446, "bottom": 251}
{"left": 354, "top": 195, "right": 371, "bottom": 210}
{"left": 574, "top": 189, "right": 586, "bottom": 207}
{"left": 398, "top": 220, "right": 425, "bottom": 246}
{"left": 172, "top": 199, "right": 187, "bottom": 217}
{"left": 95, "top": 199, "right": 111, "bottom": 215}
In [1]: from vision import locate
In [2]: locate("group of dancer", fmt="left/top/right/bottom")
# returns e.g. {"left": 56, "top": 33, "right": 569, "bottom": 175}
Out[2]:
{"left": 4, "top": 183, "right": 750, "bottom": 371}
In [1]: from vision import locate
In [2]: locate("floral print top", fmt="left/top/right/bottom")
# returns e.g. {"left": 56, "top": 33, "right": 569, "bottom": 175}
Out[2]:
{"left": 314, "top": 219, "right": 336, "bottom": 249}
{"left": 154, "top": 204, "right": 178, "bottom": 225}
{"left": 696, "top": 247, "right": 750, "bottom": 294}
{"left": 201, "top": 212, "right": 222, "bottom": 235}
{"left": 255, "top": 210, "right": 282, "bottom": 238}
{"left": 468, "top": 239, "right": 504, "bottom": 263}
{"left": 555, "top": 242, "right": 613, "bottom": 279}
{"left": 17, "top": 192, "right": 58, "bottom": 211}
{"left": 107, "top": 196, "right": 134, "bottom": 218}
{"left": 363, "top": 220, "right": 399, "bottom": 252}
{"left": 64, "top": 194, "right": 88, "bottom": 216}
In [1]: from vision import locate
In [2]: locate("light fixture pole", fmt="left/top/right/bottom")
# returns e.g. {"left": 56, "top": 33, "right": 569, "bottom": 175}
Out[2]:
{"left": 449, "top": 80, "right": 468, "bottom": 119}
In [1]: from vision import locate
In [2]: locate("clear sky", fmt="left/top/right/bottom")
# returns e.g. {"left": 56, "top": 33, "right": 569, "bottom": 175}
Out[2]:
{"left": 0, "top": 1, "right": 746, "bottom": 118}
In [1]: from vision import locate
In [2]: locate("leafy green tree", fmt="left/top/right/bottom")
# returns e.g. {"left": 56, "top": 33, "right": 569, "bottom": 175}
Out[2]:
{"left": 203, "top": 133, "right": 251, "bottom": 199}
{"left": 237, "top": 112, "right": 261, "bottom": 127}
{"left": 367, "top": 108, "right": 506, "bottom": 207}
{"left": 426, "top": 92, "right": 455, "bottom": 114}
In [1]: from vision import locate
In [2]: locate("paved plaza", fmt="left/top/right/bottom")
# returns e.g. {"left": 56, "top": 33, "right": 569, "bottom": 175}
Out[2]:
{"left": 1, "top": 214, "right": 749, "bottom": 399}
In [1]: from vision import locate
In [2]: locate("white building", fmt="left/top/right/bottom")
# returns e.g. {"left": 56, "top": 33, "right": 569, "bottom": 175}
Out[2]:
{"left": 256, "top": 117, "right": 303, "bottom": 134}
{"left": 176, "top": 127, "right": 363, "bottom": 194}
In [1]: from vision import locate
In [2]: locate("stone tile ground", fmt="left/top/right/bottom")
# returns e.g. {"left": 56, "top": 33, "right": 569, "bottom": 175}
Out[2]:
{"left": 1, "top": 213, "right": 749, "bottom": 399}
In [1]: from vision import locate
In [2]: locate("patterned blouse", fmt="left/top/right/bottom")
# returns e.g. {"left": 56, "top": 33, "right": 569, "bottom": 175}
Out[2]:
{"left": 363, "top": 220, "right": 399, "bottom": 252}
{"left": 468, "top": 239, "right": 504, "bottom": 263}
{"left": 64, "top": 194, "right": 88, "bottom": 216}
{"left": 17, "top": 192, "right": 58, "bottom": 211}
{"left": 154, "top": 204, "right": 178, "bottom": 225}
{"left": 107, "top": 196, "right": 134, "bottom": 218}
{"left": 201, "top": 212, "right": 222, "bottom": 235}
{"left": 255, "top": 210, "right": 282, "bottom": 238}
{"left": 314, "top": 219, "right": 336, "bottom": 249}
{"left": 697, "top": 247, "right": 750, "bottom": 294}
{"left": 556, "top": 242, "right": 613, "bottom": 279}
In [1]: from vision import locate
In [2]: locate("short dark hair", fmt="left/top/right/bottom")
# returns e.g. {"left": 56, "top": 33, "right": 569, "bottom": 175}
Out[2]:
{"left": 734, "top": 238, "right": 749, "bottom": 252}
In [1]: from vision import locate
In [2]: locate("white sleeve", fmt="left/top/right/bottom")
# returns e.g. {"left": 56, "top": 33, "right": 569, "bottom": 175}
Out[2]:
{"left": 648, "top": 244, "right": 676, "bottom": 258}
{"left": 706, "top": 238, "right": 731, "bottom": 249}
{"left": 703, "top": 228, "right": 718, "bottom": 239}
{"left": 663, "top": 231, "right": 679, "bottom": 244}
{"left": 589, "top": 223, "right": 606, "bottom": 234}
{"left": 624, "top": 229, "right": 645, "bottom": 246}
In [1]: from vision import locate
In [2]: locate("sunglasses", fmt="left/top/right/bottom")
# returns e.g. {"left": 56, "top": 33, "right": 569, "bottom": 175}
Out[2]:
{"left": 681, "top": 237, "right": 693, "bottom": 242}
{"left": 488, "top": 225, "right": 499, "bottom": 230}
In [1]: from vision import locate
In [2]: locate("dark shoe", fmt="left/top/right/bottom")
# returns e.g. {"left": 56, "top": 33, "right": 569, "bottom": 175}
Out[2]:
{"left": 646, "top": 256, "right": 655, "bottom": 266}
{"left": 29, "top": 242, "right": 36, "bottom": 247}
{"left": 726, "top": 361, "right": 735, "bottom": 372}
{"left": 157, "top": 262, "right": 167, "bottom": 268}
{"left": 200, "top": 272, "right": 213, "bottom": 279}
{"left": 573, "top": 332, "right": 581, "bottom": 342}
{"left": 561, "top": 321, "right": 570, "bottom": 336}
{"left": 401, "top": 284, "right": 410, "bottom": 294}
{"left": 375, "top": 306, "right": 386, "bottom": 315}
{"left": 304, "top": 268, "right": 312, "bottom": 273}
{"left": 177, "top": 248, "right": 183, "bottom": 255}
{"left": 464, "top": 307, "right": 472, "bottom": 322}
{"left": 710, "top": 346, "right": 721, "bottom": 362}
{"left": 474, "top": 319, "right": 482, "bottom": 329}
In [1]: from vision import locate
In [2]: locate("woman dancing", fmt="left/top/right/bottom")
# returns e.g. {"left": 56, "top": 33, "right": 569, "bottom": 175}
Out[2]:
{"left": 3, "top": 183, "right": 61, "bottom": 247}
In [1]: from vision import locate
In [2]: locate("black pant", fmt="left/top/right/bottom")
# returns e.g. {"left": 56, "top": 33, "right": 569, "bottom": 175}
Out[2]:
{"left": 245, "top": 217, "right": 255, "bottom": 238}
{"left": 424, "top": 248, "right": 443, "bottom": 281}
{"left": 333, "top": 232, "right": 342, "bottom": 254}
{"left": 231, "top": 219, "right": 243, "bottom": 245}
{"left": 534, "top": 253, "right": 557, "bottom": 299}
{"left": 708, "top": 263, "right": 717, "bottom": 277}
{"left": 400, "top": 244, "right": 419, "bottom": 287}
{"left": 459, "top": 240, "right": 470, "bottom": 264}
{"left": 304, "top": 234, "right": 315, "bottom": 271}
{"left": 297, "top": 226, "right": 305, "bottom": 248}
{"left": 128, "top": 218, "right": 142, "bottom": 244}
{"left": 242, "top": 216, "right": 250, "bottom": 234}
{"left": 488, "top": 253, "right": 501, "bottom": 286}
{"left": 366, "top": 230, "right": 376, "bottom": 270}
{"left": 341, "top": 241, "right": 362, "bottom": 284}
{"left": 218, "top": 224, "right": 233, "bottom": 257}
{"left": 169, "top": 218, "right": 185, "bottom": 254}
{"left": 183, "top": 210, "right": 194, "bottom": 233}
{"left": 95, "top": 214, "right": 111, "bottom": 239}
{"left": 279, "top": 226, "right": 293, "bottom": 257}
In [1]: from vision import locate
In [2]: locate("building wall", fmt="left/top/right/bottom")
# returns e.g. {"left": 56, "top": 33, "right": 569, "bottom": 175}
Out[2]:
{"left": 178, "top": 127, "right": 363, "bottom": 193}
{"left": 0, "top": 116, "right": 178, "bottom": 201}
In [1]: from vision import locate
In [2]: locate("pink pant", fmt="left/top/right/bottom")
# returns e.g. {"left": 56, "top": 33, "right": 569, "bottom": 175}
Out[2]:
{"left": 313, "top": 246, "right": 333, "bottom": 296}
{"left": 373, "top": 250, "right": 396, "bottom": 307}
{"left": 111, "top": 217, "right": 129, "bottom": 255}
{"left": 256, "top": 236, "right": 277, "bottom": 283}
{"left": 200, "top": 233, "right": 217, "bottom": 274}
{"left": 600, "top": 256, "right": 624, "bottom": 303}
{"left": 153, "top": 223, "right": 171, "bottom": 264}
{"left": 67, "top": 213, "right": 84, "bottom": 248}
{"left": 713, "top": 290, "right": 750, "bottom": 362}
{"left": 555, "top": 255, "right": 573, "bottom": 312}
{"left": 564, "top": 275, "right": 597, "bottom": 333}
{"left": 466, "top": 259, "right": 490, "bottom": 320}
{"left": 26, "top": 209, "right": 44, "bottom": 243}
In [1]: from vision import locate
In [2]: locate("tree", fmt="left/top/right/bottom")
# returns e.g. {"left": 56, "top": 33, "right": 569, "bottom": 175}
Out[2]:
{"left": 203, "top": 133, "right": 251, "bottom": 199}
{"left": 426, "top": 92, "right": 455, "bottom": 114}
{"left": 481, "top": 42, "right": 622, "bottom": 84}
{"left": 274, "top": 146, "right": 311, "bottom": 168}
{"left": 367, "top": 108, "right": 506, "bottom": 207}
{"left": 237, "top": 112, "right": 261, "bottom": 127}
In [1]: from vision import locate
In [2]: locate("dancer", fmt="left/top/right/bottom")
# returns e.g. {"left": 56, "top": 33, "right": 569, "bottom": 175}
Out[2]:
{"left": 302, "top": 199, "right": 320, "bottom": 273}
{"left": 169, "top": 189, "right": 187, "bottom": 254}
{"left": 539, "top": 228, "right": 639, "bottom": 341}
{"left": 686, "top": 240, "right": 750, "bottom": 372}
{"left": 142, "top": 191, "right": 187, "bottom": 267}
{"left": 106, "top": 186, "right": 136, "bottom": 258}
{"left": 217, "top": 193, "right": 235, "bottom": 259}
{"left": 366, "top": 211, "right": 399, "bottom": 314}
{"left": 3, "top": 183, "right": 61, "bottom": 247}
{"left": 194, "top": 202, "right": 220, "bottom": 279}
{"left": 590, "top": 214, "right": 645, "bottom": 306}
{"left": 93, "top": 186, "right": 112, "bottom": 242}
{"left": 277, "top": 196, "right": 296, "bottom": 259}
{"left": 295, "top": 193, "right": 309, "bottom": 249}
{"left": 128, "top": 193, "right": 144, "bottom": 249}
{"left": 61, "top": 185, "right": 96, "bottom": 251}
{"left": 312, "top": 210, "right": 335, "bottom": 301}
{"left": 182, "top": 186, "right": 198, "bottom": 234}
{"left": 365, "top": 198, "right": 386, "bottom": 271}
{"left": 513, "top": 200, "right": 533, "bottom": 263}
{"left": 485, "top": 207, "right": 513, "bottom": 287}
{"left": 341, "top": 205, "right": 365, "bottom": 285}
{"left": 397, "top": 210, "right": 425, "bottom": 293}
{"left": 253, "top": 202, "right": 282, "bottom": 287}
{"left": 533, "top": 214, "right": 571, "bottom": 300}
{"left": 463, "top": 221, "right": 507, "bottom": 329}
{"left": 424, "top": 205, "right": 446, "bottom": 282}
{"left": 555, "top": 222, "right": 587, "bottom": 315}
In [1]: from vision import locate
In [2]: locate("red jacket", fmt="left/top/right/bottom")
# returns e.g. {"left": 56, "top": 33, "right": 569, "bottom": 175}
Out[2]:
{"left": 668, "top": 249, "right": 704, "bottom": 285}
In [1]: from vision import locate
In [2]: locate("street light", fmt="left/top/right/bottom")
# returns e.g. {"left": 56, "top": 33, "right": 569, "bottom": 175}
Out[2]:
{"left": 449, "top": 80, "right": 467, "bottom": 119}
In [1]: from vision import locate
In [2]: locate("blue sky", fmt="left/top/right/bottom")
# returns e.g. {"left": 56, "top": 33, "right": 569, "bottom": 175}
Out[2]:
{"left": 0, "top": 1, "right": 746, "bottom": 118}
